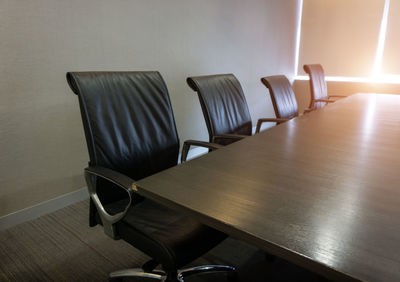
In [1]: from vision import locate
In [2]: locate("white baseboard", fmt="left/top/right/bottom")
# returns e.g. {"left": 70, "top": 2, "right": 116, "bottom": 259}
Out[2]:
{"left": 0, "top": 140, "right": 250, "bottom": 231}
{"left": 0, "top": 187, "right": 89, "bottom": 231}
{"left": 0, "top": 146, "right": 205, "bottom": 231}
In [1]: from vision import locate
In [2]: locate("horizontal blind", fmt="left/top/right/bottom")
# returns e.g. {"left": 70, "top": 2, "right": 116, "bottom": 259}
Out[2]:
{"left": 298, "top": 0, "right": 385, "bottom": 77}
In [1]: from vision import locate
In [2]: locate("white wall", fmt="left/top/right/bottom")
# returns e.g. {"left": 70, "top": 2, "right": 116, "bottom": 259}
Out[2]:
{"left": 0, "top": 0, "right": 300, "bottom": 217}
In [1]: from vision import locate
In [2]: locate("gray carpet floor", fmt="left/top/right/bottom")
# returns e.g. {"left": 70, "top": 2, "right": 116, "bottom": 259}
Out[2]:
{"left": 0, "top": 200, "right": 329, "bottom": 282}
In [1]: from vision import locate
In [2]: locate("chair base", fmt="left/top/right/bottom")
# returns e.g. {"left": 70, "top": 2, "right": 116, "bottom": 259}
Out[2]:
{"left": 109, "top": 265, "right": 236, "bottom": 282}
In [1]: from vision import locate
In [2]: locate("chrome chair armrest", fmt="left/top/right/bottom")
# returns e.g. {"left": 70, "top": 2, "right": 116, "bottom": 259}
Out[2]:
{"left": 211, "top": 134, "right": 247, "bottom": 144}
{"left": 303, "top": 107, "right": 314, "bottom": 114}
{"left": 255, "top": 118, "right": 290, "bottom": 133}
{"left": 181, "top": 140, "right": 223, "bottom": 163}
{"left": 314, "top": 98, "right": 335, "bottom": 103}
{"left": 85, "top": 166, "right": 136, "bottom": 238}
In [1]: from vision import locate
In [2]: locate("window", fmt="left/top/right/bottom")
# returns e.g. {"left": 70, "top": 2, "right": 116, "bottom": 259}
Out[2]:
{"left": 296, "top": 0, "right": 398, "bottom": 82}
{"left": 381, "top": 0, "right": 400, "bottom": 76}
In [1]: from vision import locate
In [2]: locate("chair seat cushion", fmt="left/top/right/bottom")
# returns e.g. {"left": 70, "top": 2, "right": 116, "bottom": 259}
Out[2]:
{"left": 116, "top": 199, "right": 227, "bottom": 272}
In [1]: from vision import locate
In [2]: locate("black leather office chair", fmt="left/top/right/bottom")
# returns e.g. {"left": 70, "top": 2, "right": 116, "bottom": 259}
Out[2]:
{"left": 303, "top": 64, "right": 346, "bottom": 110}
{"left": 67, "top": 71, "right": 235, "bottom": 282}
{"left": 257, "top": 75, "right": 306, "bottom": 133}
{"left": 186, "top": 74, "right": 270, "bottom": 146}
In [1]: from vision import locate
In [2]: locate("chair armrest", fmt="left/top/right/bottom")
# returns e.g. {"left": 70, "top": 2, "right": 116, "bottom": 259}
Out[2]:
{"left": 85, "top": 166, "right": 136, "bottom": 238}
{"left": 86, "top": 166, "right": 136, "bottom": 194}
{"left": 328, "top": 95, "right": 346, "bottom": 98}
{"left": 314, "top": 99, "right": 335, "bottom": 103}
{"left": 303, "top": 107, "right": 314, "bottom": 114}
{"left": 211, "top": 134, "right": 247, "bottom": 144}
{"left": 181, "top": 140, "right": 223, "bottom": 163}
{"left": 255, "top": 118, "right": 290, "bottom": 133}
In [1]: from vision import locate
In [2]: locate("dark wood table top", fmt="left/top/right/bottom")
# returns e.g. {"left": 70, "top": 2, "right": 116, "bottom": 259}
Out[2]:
{"left": 135, "top": 93, "right": 400, "bottom": 282}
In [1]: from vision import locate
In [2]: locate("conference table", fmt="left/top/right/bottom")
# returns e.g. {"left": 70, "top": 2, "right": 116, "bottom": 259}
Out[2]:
{"left": 134, "top": 93, "right": 400, "bottom": 282}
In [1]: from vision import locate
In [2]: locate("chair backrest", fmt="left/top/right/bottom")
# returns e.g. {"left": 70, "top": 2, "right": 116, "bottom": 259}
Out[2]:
{"left": 67, "top": 71, "right": 180, "bottom": 180}
{"left": 186, "top": 74, "right": 252, "bottom": 141}
{"left": 261, "top": 75, "right": 299, "bottom": 119}
{"left": 303, "top": 64, "right": 328, "bottom": 108}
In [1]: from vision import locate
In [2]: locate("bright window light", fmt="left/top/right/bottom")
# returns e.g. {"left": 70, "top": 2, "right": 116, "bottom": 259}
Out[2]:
{"left": 295, "top": 74, "right": 400, "bottom": 84}
{"left": 295, "top": 0, "right": 400, "bottom": 84}
{"left": 295, "top": 75, "right": 371, "bottom": 83}
{"left": 371, "top": 0, "right": 390, "bottom": 77}
{"left": 294, "top": 0, "right": 303, "bottom": 76}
